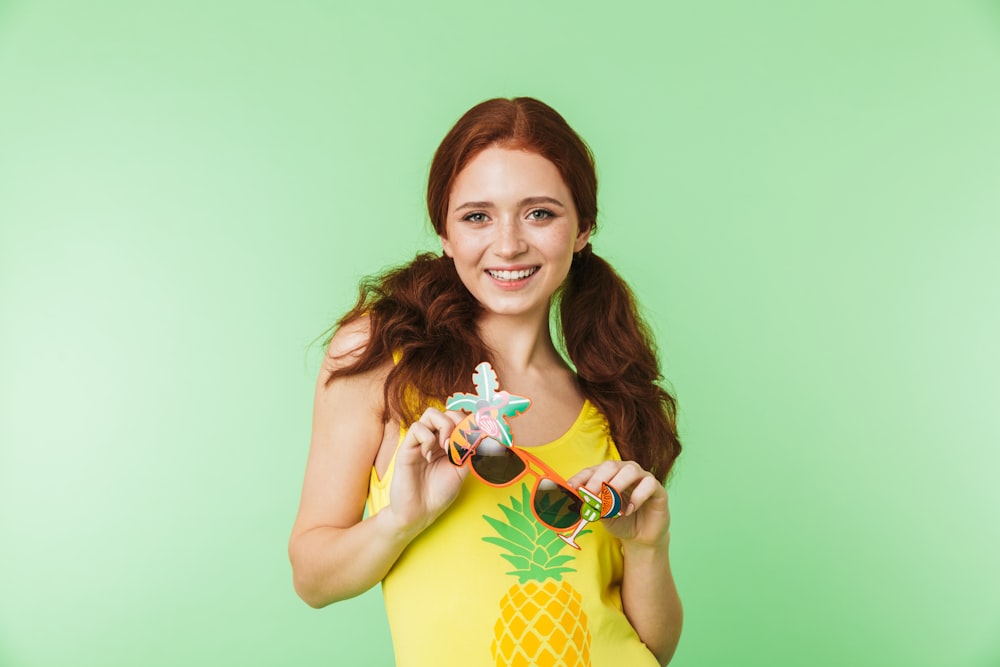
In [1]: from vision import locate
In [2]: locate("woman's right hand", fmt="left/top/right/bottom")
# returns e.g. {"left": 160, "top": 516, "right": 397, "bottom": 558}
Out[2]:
{"left": 385, "top": 408, "right": 469, "bottom": 539}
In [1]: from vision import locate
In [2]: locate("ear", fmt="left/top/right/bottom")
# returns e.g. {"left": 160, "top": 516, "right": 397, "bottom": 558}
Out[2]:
{"left": 440, "top": 235, "right": 453, "bottom": 258}
{"left": 573, "top": 223, "right": 592, "bottom": 253}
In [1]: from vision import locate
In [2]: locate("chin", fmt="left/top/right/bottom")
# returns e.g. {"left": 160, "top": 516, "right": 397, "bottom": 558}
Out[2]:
{"left": 462, "top": 274, "right": 559, "bottom": 320}
{"left": 478, "top": 297, "right": 551, "bottom": 320}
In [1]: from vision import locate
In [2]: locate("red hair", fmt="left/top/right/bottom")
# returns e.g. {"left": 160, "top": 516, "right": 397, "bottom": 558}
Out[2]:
{"left": 428, "top": 98, "right": 598, "bottom": 236}
{"left": 327, "top": 98, "right": 681, "bottom": 481}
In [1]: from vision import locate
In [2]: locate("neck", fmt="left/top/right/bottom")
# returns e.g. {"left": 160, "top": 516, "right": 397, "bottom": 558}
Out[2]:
{"left": 476, "top": 308, "right": 564, "bottom": 375}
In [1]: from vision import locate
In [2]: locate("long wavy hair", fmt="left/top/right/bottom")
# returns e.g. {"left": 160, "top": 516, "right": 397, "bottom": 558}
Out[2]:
{"left": 326, "top": 97, "right": 681, "bottom": 481}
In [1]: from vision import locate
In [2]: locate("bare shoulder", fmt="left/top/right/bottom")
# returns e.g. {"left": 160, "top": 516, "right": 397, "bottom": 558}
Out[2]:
{"left": 321, "top": 315, "right": 373, "bottom": 377}
{"left": 316, "top": 314, "right": 391, "bottom": 411}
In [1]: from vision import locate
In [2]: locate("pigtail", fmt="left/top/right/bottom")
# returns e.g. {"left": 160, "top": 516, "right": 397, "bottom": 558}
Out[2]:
{"left": 559, "top": 244, "right": 681, "bottom": 481}
{"left": 326, "top": 252, "right": 492, "bottom": 424}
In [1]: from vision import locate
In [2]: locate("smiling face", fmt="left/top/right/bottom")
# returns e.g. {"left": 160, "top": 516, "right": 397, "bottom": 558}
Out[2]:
{"left": 440, "top": 147, "right": 591, "bottom": 324}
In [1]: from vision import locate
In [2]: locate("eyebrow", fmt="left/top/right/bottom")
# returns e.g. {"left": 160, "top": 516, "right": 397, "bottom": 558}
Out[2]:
{"left": 453, "top": 196, "right": 566, "bottom": 212}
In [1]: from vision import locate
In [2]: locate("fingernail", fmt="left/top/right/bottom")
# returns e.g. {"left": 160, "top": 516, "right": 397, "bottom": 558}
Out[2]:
{"left": 626, "top": 503, "right": 636, "bottom": 516}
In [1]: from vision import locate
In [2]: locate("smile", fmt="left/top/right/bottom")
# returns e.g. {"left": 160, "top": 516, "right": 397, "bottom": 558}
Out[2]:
{"left": 486, "top": 267, "right": 539, "bottom": 281}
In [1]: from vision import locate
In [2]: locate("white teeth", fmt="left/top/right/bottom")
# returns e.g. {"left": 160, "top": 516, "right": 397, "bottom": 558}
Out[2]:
{"left": 488, "top": 268, "right": 538, "bottom": 281}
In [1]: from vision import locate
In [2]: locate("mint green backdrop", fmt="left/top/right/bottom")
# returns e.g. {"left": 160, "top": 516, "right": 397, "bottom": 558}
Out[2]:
{"left": 1, "top": 1, "right": 998, "bottom": 665}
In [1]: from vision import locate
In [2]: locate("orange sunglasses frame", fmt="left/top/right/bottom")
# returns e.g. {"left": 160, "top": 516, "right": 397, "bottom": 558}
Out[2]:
{"left": 450, "top": 428, "right": 585, "bottom": 534}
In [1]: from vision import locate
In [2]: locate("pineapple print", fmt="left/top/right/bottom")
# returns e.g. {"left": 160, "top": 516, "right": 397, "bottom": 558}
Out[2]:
{"left": 483, "top": 484, "right": 593, "bottom": 667}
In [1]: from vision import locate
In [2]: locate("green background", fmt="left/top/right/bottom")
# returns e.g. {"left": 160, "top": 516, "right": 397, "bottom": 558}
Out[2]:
{"left": 1, "top": 1, "right": 998, "bottom": 665}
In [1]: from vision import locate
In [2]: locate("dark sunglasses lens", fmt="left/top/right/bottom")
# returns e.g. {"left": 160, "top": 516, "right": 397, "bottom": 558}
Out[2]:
{"left": 533, "top": 479, "right": 583, "bottom": 530}
{"left": 470, "top": 438, "right": 525, "bottom": 484}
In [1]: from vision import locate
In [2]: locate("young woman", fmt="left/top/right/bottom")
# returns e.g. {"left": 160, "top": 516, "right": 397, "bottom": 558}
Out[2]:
{"left": 289, "top": 97, "right": 683, "bottom": 666}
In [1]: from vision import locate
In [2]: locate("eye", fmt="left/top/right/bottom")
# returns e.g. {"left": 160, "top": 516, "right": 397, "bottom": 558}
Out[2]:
{"left": 527, "top": 208, "right": 555, "bottom": 221}
{"left": 462, "top": 212, "right": 489, "bottom": 223}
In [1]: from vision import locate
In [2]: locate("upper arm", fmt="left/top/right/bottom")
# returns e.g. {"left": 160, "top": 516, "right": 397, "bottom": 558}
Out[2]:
{"left": 291, "top": 317, "right": 390, "bottom": 542}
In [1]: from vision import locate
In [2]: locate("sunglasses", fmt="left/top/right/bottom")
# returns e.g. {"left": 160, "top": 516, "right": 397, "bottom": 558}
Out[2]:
{"left": 463, "top": 434, "right": 584, "bottom": 528}
{"left": 449, "top": 423, "right": 622, "bottom": 549}
{"left": 444, "top": 361, "right": 622, "bottom": 549}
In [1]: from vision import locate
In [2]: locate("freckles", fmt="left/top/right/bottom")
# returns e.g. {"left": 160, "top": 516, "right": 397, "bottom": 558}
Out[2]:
{"left": 537, "top": 224, "right": 577, "bottom": 250}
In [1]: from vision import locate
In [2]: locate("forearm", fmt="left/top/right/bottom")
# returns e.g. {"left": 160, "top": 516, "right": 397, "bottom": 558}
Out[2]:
{"left": 289, "top": 508, "right": 418, "bottom": 608}
{"left": 621, "top": 534, "right": 683, "bottom": 666}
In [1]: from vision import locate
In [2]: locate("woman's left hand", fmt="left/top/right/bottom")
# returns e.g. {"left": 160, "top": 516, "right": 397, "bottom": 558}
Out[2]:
{"left": 566, "top": 460, "right": 671, "bottom": 550}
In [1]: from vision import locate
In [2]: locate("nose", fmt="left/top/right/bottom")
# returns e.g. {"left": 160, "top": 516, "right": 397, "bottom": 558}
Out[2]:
{"left": 494, "top": 217, "right": 528, "bottom": 258}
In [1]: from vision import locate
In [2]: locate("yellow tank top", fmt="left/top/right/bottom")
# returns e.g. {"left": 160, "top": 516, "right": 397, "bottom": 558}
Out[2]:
{"left": 367, "top": 400, "right": 659, "bottom": 667}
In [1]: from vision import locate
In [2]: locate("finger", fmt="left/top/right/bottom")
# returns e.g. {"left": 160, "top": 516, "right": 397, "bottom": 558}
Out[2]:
{"left": 617, "top": 476, "right": 665, "bottom": 516}
{"left": 417, "top": 407, "right": 453, "bottom": 431}
{"left": 420, "top": 428, "right": 447, "bottom": 462}
{"left": 417, "top": 408, "right": 461, "bottom": 448}
{"left": 582, "top": 460, "right": 640, "bottom": 495}
{"left": 565, "top": 465, "right": 600, "bottom": 490}
{"left": 582, "top": 461, "right": 658, "bottom": 514}
{"left": 443, "top": 410, "right": 466, "bottom": 427}
{"left": 400, "top": 422, "right": 438, "bottom": 463}
{"left": 605, "top": 461, "right": 653, "bottom": 492}
{"left": 401, "top": 421, "right": 433, "bottom": 448}
{"left": 567, "top": 460, "right": 641, "bottom": 492}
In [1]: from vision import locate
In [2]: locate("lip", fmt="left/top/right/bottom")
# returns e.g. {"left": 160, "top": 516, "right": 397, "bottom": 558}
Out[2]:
{"left": 484, "top": 265, "right": 540, "bottom": 290}
{"left": 485, "top": 264, "right": 538, "bottom": 272}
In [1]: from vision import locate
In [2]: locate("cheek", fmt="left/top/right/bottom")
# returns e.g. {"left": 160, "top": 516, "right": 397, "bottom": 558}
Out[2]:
{"left": 540, "top": 226, "right": 579, "bottom": 256}
{"left": 447, "top": 237, "right": 481, "bottom": 265}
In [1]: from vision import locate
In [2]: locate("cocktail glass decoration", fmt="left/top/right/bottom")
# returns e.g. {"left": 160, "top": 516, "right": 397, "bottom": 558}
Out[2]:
{"left": 558, "top": 482, "right": 623, "bottom": 549}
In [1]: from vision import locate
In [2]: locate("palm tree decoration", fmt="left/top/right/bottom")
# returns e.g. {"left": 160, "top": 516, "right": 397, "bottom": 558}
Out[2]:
{"left": 446, "top": 362, "right": 530, "bottom": 463}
